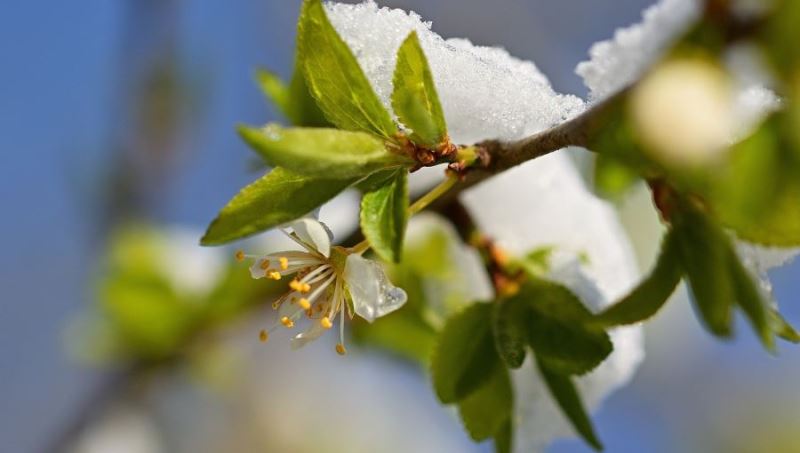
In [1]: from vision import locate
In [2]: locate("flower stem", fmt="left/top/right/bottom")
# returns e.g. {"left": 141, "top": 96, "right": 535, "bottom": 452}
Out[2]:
{"left": 408, "top": 175, "right": 458, "bottom": 215}
{"left": 352, "top": 175, "right": 458, "bottom": 254}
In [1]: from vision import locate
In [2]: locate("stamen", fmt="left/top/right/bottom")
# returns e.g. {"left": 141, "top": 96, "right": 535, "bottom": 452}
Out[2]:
{"left": 259, "top": 330, "right": 269, "bottom": 343}
{"left": 279, "top": 257, "right": 289, "bottom": 270}
{"left": 289, "top": 279, "right": 311, "bottom": 293}
{"left": 320, "top": 317, "right": 333, "bottom": 329}
{"left": 235, "top": 250, "right": 245, "bottom": 262}
{"left": 281, "top": 316, "right": 294, "bottom": 328}
{"left": 267, "top": 270, "right": 282, "bottom": 280}
{"left": 259, "top": 259, "right": 271, "bottom": 270}
{"left": 298, "top": 298, "right": 311, "bottom": 310}
{"left": 336, "top": 309, "right": 346, "bottom": 356}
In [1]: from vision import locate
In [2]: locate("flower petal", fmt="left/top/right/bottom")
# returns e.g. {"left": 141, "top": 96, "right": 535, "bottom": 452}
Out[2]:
{"left": 290, "top": 322, "right": 327, "bottom": 350}
{"left": 289, "top": 218, "right": 333, "bottom": 257}
{"left": 249, "top": 257, "right": 270, "bottom": 279}
{"left": 344, "top": 254, "right": 407, "bottom": 322}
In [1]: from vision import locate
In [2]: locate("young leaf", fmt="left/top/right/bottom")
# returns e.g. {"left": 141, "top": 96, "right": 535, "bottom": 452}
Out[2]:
{"left": 536, "top": 358, "right": 603, "bottom": 451}
{"left": 255, "top": 65, "right": 330, "bottom": 127}
{"left": 494, "top": 419, "right": 513, "bottom": 453}
{"left": 673, "top": 204, "right": 735, "bottom": 337}
{"left": 593, "top": 153, "right": 640, "bottom": 199}
{"left": 392, "top": 31, "right": 447, "bottom": 146}
{"left": 771, "top": 310, "right": 800, "bottom": 343}
{"left": 458, "top": 364, "right": 513, "bottom": 442}
{"left": 255, "top": 69, "right": 291, "bottom": 118}
{"left": 201, "top": 167, "right": 355, "bottom": 245}
{"left": 238, "top": 125, "right": 410, "bottom": 179}
{"left": 297, "top": 0, "right": 397, "bottom": 138}
{"left": 492, "top": 295, "right": 528, "bottom": 369}
{"left": 431, "top": 303, "right": 498, "bottom": 404}
{"left": 728, "top": 251, "right": 775, "bottom": 351}
{"left": 592, "top": 230, "right": 683, "bottom": 326}
{"left": 360, "top": 170, "right": 409, "bottom": 263}
{"left": 522, "top": 280, "right": 613, "bottom": 376}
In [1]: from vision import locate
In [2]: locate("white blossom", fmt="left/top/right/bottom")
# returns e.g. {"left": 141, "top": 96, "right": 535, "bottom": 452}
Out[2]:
{"left": 238, "top": 217, "right": 407, "bottom": 354}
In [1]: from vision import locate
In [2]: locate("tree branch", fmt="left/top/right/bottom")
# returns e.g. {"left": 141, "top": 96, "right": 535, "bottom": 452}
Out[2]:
{"left": 426, "top": 87, "right": 627, "bottom": 211}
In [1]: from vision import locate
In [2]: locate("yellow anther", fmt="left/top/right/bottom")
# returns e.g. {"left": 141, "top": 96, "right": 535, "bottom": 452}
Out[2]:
{"left": 259, "top": 330, "right": 269, "bottom": 343}
{"left": 279, "top": 256, "right": 289, "bottom": 270}
{"left": 298, "top": 298, "right": 311, "bottom": 310}
{"left": 267, "top": 270, "right": 282, "bottom": 280}
{"left": 289, "top": 279, "right": 306, "bottom": 292}
{"left": 305, "top": 308, "right": 314, "bottom": 317}
{"left": 281, "top": 316, "right": 294, "bottom": 328}
{"left": 235, "top": 250, "right": 245, "bottom": 262}
{"left": 259, "top": 259, "right": 271, "bottom": 270}
{"left": 335, "top": 343, "right": 347, "bottom": 356}
{"left": 320, "top": 317, "right": 333, "bottom": 329}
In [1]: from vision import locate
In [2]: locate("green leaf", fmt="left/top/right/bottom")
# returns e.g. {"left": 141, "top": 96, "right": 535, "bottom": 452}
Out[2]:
{"left": 728, "top": 248, "right": 775, "bottom": 351}
{"left": 673, "top": 203, "right": 736, "bottom": 337}
{"left": 255, "top": 69, "right": 291, "bottom": 118}
{"left": 238, "top": 125, "right": 410, "bottom": 179}
{"left": 431, "top": 303, "right": 497, "bottom": 404}
{"left": 593, "top": 230, "right": 683, "bottom": 326}
{"left": 355, "top": 169, "right": 398, "bottom": 193}
{"left": 392, "top": 31, "right": 448, "bottom": 146}
{"left": 255, "top": 65, "right": 329, "bottom": 127}
{"left": 515, "top": 246, "right": 555, "bottom": 278}
{"left": 520, "top": 280, "right": 613, "bottom": 375}
{"left": 492, "top": 295, "right": 528, "bottom": 369}
{"left": 536, "top": 358, "right": 603, "bottom": 451}
{"left": 350, "top": 308, "right": 437, "bottom": 364}
{"left": 298, "top": 0, "right": 397, "bottom": 138}
{"left": 458, "top": 364, "right": 513, "bottom": 442}
{"left": 202, "top": 167, "right": 354, "bottom": 245}
{"left": 494, "top": 419, "right": 513, "bottom": 453}
{"left": 360, "top": 170, "right": 409, "bottom": 263}
{"left": 711, "top": 117, "right": 800, "bottom": 247}
{"left": 772, "top": 311, "right": 800, "bottom": 343}
{"left": 593, "top": 153, "right": 640, "bottom": 199}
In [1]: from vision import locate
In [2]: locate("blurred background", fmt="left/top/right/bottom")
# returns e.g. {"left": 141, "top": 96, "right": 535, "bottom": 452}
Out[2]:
{"left": 2, "top": 0, "right": 799, "bottom": 452}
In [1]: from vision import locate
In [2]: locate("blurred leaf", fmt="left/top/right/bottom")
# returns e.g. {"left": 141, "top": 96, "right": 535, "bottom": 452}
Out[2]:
{"left": 521, "top": 279, "right": 613, "bottom": 376}
{"left": 361, "top": 170, "right": 409, "bottom": 263}
{"left": 255, "top": 67, "right": 329, "bottom": 127}
{"left": 759, "top": 0, "right": 800, "bottom": 80}
{"left": 351, "top": 307, "right": 437, "bottom": 364}
{"left": 492, "top": 294, "right": 528, "bottom": 369}
{"left": 536, "top": 357, "right": 603, "bottom": 451}
{"left": 728, "top": 249, "right": 775, "bottom": 351}
{"left": 298, "top": 0, "right": 397, "bottom": 138}
{"left": 392, "top": 31, "right": 447, "bottom": 146}
{"left": 494, "top": 419, "right": 513, "bottom": 453}
{"left": 771, "top": 311, "right": 800, "bottom": 343}
{"left": 202, "top": 167, "right": 355, "bottom": 245}
{"left": 673, "top": 202, "right": 736, "bottom": 337}
{"left": 458, "top": 364, "right": 513, "bottom": 441}
{"left": 255, "top": 69, "right": 291, "bottom": 120}
{"left": 238, "top": 125, "right": 410, "bottom": 179}
{"left": 432, "top": 303, "right": 497, "bottom": 404}
{"left": 515, "top": 246, "right": 554, "bottom": 277}
{"left": 593, "top": 230, "right": 682, "bottom": 326}
{"left": 710, "top": 116, "right": 800, "bottom": 247}
{"left": 594, "top": 153, "right": 640, "bottom": 199}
